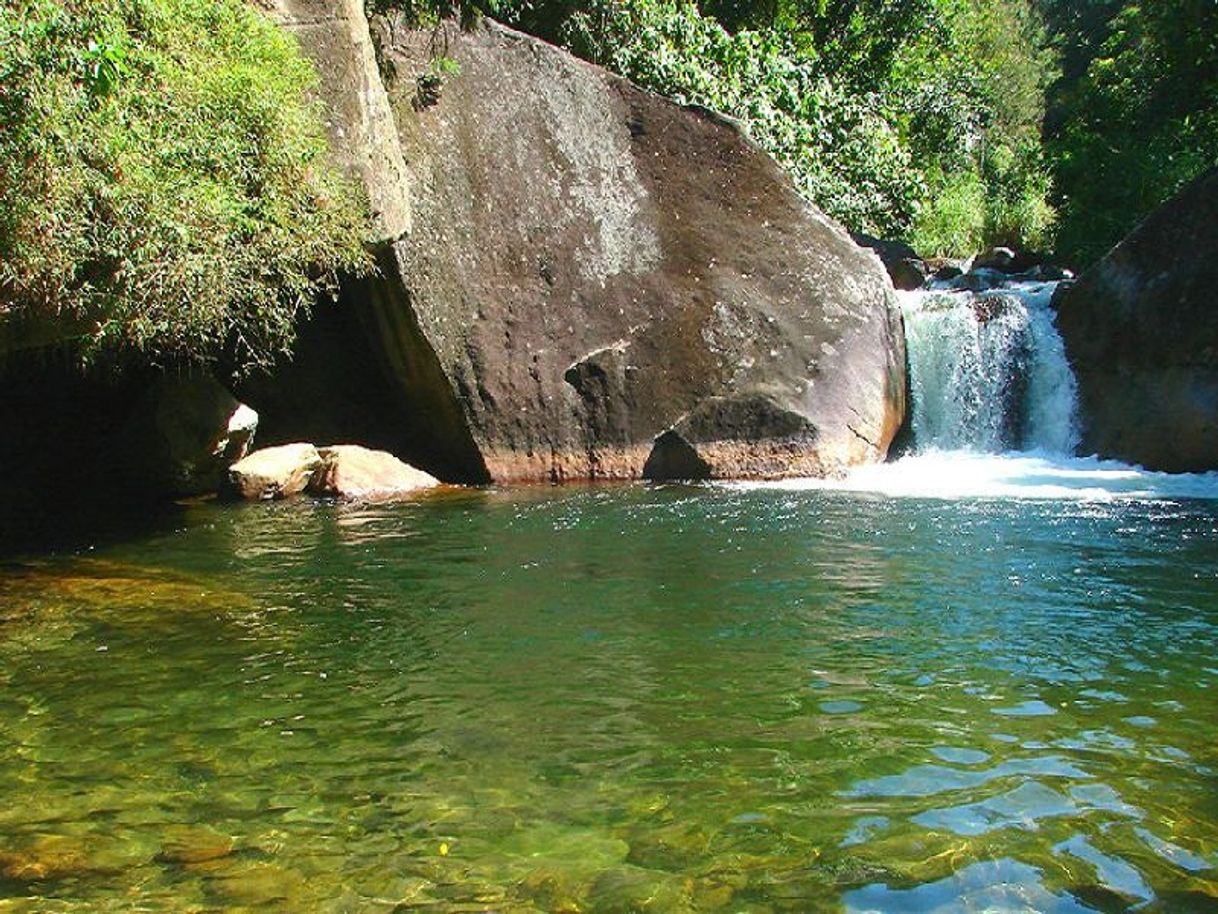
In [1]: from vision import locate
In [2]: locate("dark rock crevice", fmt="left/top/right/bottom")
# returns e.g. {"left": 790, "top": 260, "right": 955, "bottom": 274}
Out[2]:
{"left": 643, "top": 431, "right": 712, "bottom": 482}
{"left": 345, "top": 244, "right": 492, "bottom": 484}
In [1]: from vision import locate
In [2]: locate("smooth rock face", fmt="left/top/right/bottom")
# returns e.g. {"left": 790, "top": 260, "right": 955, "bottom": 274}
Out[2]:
{"left": 1056, "top": 167, "right": 1218, "bottom": 471}
{"left": 355, "top": 18, "right": 905, "bottom": 482}
{"left": 312, "top": 445, "right": 439, "bottom": 498}
{"left": 227, "top": 443, "right": 322, "bottom": 500}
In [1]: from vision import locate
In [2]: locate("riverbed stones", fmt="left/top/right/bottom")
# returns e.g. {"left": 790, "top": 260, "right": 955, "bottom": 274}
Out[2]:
{"left": 295, "top": 16, "right": 905, "bottom": 482}
{"left": 0, "top": 834, "right": 129, "bottom": 883}
{"left": 1055, "top": 166, "right": 1218, "bottom": 471}
{"left": 311, "top": 445, "right": 440, "bottom": 498}
{"left": 156, "top": 825, "right": 235, "bottom": 865}
{"left": 227, "top": 443, "right": 322, "bottom": 500}
{"left": 226, "top": 442, "right": 440, "bottom": 500}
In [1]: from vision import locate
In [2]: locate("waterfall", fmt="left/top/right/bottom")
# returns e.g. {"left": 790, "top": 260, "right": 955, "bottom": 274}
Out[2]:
{"left": 729, "top": 279, "right": 1218, "bottom": 498}
{"left": 898, "top": 280, "right": 1080, "bottom": 455}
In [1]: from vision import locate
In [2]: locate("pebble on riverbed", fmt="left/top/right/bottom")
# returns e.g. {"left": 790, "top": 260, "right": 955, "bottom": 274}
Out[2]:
{"left": 155, "top": 825, "right": 235, "bottom": 865}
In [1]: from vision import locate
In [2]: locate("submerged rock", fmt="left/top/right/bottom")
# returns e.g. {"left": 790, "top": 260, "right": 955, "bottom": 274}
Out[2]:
{"left": 311, "top": 445, "right": 439, "bottom": 499}
{"left": 1056, "top": 166, "right": 1218, "bottom": 471}
{"left": 0, "top": 834, "right": 128, "bottom": 883}
{"left": 227, "top": 443, "right": 322, "bottom": 500}
{"left": 278, "top": 13, "right": 905, "bottom": 482}
{"left": 156, "top": 825, "right": 235, "bottom": 865}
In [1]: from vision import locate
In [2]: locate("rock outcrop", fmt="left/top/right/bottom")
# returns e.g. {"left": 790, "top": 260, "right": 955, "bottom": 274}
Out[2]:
{"left": 312, "top": 445, "right": 439, "bottom": 498}
{"left": 852, "top": 233, "right": 927, "bottom": 291}
{"left": 142, "top": 375, "right": 258, "bottom": 497}
{"left": 336, "top": 18, "right": 905, "bottom": 482}
{"left": 1056, "top": 167, "right": 1218, "bottom": 471}
{"left": 260, "top": 0, "right": 412, "bottom": 241}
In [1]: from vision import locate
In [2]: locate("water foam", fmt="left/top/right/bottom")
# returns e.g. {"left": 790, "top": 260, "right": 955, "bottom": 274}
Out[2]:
{"left": 729, "top": 451, "right": 1218, "bottom": 501}
{"left": 726, "top": 276, "right": 1218, "bottom": 501}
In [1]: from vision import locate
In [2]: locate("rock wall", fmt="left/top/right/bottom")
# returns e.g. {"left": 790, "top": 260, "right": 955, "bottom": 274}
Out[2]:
{"left": 259, "top": 0, "right": 412, "bottom": 242}
{"left": 349, "top": 18, "right": 905, "bottom": 482}
{"left": 1056, "top": 167, "right": 1218, "bottom": 471}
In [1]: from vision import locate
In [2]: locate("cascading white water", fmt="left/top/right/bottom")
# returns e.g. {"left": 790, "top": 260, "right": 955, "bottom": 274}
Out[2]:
{"left": 729, "top": 274, "right": 1218, "bottom": 499}
{"left": 898, "top": 280, "right": 1080, "bottom": 455}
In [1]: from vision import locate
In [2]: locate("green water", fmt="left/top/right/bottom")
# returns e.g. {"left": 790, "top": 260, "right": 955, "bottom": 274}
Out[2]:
{"left": 1, "top": 485, "right": 1216, "bottom": 912}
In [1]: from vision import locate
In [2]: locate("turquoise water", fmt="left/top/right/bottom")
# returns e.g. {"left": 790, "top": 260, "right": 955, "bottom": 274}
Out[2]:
{"left": 1, "top": 479, "right": 1216, "bottom": 912}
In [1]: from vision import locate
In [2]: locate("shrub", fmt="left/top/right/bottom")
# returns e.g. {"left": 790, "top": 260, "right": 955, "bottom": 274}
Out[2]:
{"left": 0, "top": 0, "right": 371, "bottom": 370}
{"left": 1045, "top": 0, "right": 1218, "bottom": 267}
{"left": 910, "top": 168, "right": 986, "bottom": 258}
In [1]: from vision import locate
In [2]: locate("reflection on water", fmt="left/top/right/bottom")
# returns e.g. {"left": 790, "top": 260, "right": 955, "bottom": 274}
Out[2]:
{"left": 0, "top": 485, "right": 1215, "bottom": 912}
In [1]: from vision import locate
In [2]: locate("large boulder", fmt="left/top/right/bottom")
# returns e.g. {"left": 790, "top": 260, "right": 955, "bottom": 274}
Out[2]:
{"left": 312, "top": 445, "right": 439, "bottom": 498}
{"left": 227, "top": 444, "right": 323, "bottom": 500}
{"left": 348, "top": 18, "right": 905, "bottom": 482}
{"left": 1055, "top": 167, "right": 1218, "bottom": 471}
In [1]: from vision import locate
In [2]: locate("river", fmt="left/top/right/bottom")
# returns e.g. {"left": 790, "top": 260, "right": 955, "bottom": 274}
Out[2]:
{"left": 0, "top": 280, "right": 1215, "bottom": 912}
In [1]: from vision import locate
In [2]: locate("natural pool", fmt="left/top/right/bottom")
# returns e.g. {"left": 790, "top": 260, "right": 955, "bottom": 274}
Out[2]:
{"left": 1, "top": 474, "right": 1216, "bottom": 912}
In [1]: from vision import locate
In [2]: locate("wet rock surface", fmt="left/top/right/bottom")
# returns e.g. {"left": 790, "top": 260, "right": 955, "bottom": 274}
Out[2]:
{"left": 227, "top": 443, "right": 323, "bottom": 500}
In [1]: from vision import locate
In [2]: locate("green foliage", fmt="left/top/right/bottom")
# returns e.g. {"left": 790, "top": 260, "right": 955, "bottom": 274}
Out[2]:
{"left": 0, "top": 0, "right": 370, "bottom": 370}
{"left": 910, "top": 168, "right": 987, "bottom": 258}
{"left": 562, "top": 0, "right": 922, "bottom": 237}
{"left": 563, "top": 0, "right": 1061, "bottom": 250}
{"left": 1044, "top": 0, "right": 1218, "bottom": 266}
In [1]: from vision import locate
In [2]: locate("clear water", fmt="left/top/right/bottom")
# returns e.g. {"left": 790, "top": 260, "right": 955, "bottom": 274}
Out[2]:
{"left": 2, "top": 486, "right": 1217, "bottom": 912}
